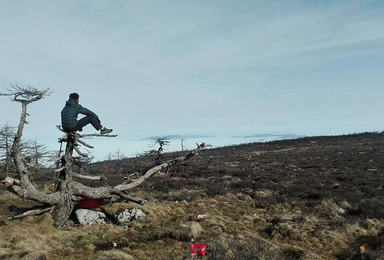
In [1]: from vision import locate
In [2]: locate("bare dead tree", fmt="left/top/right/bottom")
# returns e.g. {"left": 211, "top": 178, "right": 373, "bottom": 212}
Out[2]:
{"left": 1, "top": 86, "right": 206, "bottom": 227}
{"left": 156, "top": 138, "right": 170, "bottom": 154}
{"left": 0, "top": 123, "right": 50, "bottom": 174}
{"left": 144, "top": 137, "right": 171, "bottom": 165}
{"left": 23, "top": 140, "right": 53, "bottom": 171}
{"left": 114, "top": 148, "right": 125, "bottom": 160}
{"left": 0, "top": 123, "right": 16, "bottom": 174}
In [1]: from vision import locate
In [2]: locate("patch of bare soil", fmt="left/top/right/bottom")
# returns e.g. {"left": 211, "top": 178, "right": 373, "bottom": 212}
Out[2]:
{"left": 1, "top": 132, "right": 384, "bottom": 259}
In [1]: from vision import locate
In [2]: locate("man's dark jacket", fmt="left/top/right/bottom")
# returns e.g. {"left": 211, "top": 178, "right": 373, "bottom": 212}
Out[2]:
{"left": 61, "top": 99, "right": 99, "bottom": 130}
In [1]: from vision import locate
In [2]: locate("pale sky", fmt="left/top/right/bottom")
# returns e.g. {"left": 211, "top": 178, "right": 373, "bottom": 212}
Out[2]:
{"left": 1, "top": 1, "right": 384, "bottom": 159}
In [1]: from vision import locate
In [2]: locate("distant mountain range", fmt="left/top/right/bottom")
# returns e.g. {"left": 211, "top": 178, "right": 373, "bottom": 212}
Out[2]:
{"left": 141, "top": 134, "right": 214, "bottom": 141}
{"left": 140, "top": 133, "right": 305, "bottom": 141}
{"left": 240, "top": 134, "right": 305, "bottom": 139}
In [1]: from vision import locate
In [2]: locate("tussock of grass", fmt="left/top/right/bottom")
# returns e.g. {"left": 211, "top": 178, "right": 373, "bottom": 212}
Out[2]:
{"left": 93, "top": 250, "right": 134, "bottom": 260}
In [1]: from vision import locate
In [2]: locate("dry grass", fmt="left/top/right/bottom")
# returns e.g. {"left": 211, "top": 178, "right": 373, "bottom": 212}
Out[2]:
{"left": 2, "top": 190, "right": 384, "bottom": 259}
{"left": 2, "top": 133, "right": 384, "bottom": 259}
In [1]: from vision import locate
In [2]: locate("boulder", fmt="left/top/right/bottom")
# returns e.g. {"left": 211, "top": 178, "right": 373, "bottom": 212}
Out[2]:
{"left": 75, "top": 209, "right": 106, "bottom": 225}
{"left": 116, "top": 209, "right": 146, "bottom": 225}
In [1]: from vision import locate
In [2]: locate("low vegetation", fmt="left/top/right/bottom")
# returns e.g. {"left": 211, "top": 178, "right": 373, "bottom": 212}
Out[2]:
{"left": 1, "top": 132, "right": 384, "bottom": 259}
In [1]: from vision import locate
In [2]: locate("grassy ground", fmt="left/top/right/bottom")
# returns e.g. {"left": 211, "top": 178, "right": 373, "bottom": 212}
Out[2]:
{"left": 1, "top": 132, "right": 384, "bottom": 259}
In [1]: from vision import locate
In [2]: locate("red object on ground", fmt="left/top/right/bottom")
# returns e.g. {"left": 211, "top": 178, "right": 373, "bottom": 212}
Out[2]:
{"left": 77, "top": 197, "right": 101, "bottom": 208}
{"left": 190, "top": 243, "right": 206, "bottom": 256}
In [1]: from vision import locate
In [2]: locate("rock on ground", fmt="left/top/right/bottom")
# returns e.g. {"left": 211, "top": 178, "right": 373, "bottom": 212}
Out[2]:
{"left": 116, "top": 209, "right": 146, "bottom": 225}
{"left": 75, "top": 209, "right": 106, "bottom": 225}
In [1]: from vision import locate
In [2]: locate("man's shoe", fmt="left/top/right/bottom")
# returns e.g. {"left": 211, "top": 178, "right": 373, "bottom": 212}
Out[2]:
{"left": 100, "top": 127, "right": 113, "bottom": 134}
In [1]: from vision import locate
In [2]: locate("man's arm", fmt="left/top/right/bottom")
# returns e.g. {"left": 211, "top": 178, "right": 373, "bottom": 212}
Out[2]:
{"left": 78, "top": 104, "right": 99, "bottom": 120}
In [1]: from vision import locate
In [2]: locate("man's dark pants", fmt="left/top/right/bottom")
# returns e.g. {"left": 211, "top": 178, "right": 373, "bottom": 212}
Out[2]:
{"left": 70, "top": 116, "right": 102, "bottom": 132}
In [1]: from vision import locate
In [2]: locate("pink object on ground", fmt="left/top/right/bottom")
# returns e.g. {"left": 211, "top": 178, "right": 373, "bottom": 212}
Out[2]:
{"left": 190, "top": 243, "right": 206, "bottom": 256}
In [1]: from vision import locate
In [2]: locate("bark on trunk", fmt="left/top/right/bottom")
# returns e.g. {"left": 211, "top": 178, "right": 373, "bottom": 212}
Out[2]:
{"left": 51, "top": 191, "right": 75, "bottom": 227}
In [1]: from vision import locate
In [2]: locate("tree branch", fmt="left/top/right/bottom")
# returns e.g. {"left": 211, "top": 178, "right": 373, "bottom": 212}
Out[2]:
{"left": 3, "top": 177, "right": 61, "bottom": 204}
{"left": 113, "top": 190, "right": 147, "bottom": 204}
{"left": 78, "top": 133, "right": 118, "bottom": 138}
{"left": 0, "top": 84, "right": 52, "bottom": 104}
{"left": 76, "top": 139, "right": 94, "bottom": 149}
{"left": 2, "top": 176, "right": 20, "bottom": 186}
{"left": 71, "top": 181, "right": 113, "bottom": 199}
{"left": 114, "top": 143, "right": 206, "bottom": 191}
{"left": 9, "top": 206, "right": 54, "bottom": 220}
{"left": 73, "top": 173, "right": 106, "bottom": 181}
{"left": 74, "top": 146, "right": 88, "bottom": 157}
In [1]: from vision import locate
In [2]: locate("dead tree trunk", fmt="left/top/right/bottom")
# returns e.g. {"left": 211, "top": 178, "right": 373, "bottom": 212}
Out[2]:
{"left": 1, "top": 85, "right": 206, "bottom": 227}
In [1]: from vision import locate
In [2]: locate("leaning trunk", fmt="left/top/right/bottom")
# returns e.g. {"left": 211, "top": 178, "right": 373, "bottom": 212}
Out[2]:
{"left": 52, "top": 134, "right": 76, "bottom": 227}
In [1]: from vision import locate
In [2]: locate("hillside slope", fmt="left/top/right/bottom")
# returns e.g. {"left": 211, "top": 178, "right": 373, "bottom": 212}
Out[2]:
{"left": 1, "top": 132, "right": 384, "bottom": 259}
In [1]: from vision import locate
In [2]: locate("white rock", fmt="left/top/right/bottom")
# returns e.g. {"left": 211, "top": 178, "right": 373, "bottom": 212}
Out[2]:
{"left": 338, "top": 207, "right": 346, "bottom": 214}
{"left": 116, "top": 209, "right": 146, "bottom": 225}
{"left": 192, "top": 214, "right": 211, "bottom": 221}
{"left": 75, "top": 209, "right": 106, "bottom": 225}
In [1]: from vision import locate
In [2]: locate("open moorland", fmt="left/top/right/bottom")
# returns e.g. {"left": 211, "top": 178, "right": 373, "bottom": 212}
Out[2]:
{"left": 1, "top": 132, "right": 384, "bottom": 259}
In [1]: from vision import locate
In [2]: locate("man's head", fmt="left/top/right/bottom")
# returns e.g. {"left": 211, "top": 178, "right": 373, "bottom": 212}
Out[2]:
{"left": 69, "top": 93, "right": 79, "bottom": 103}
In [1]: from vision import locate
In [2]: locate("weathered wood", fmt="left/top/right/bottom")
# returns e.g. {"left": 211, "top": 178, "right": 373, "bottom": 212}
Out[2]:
{"left": 51, "top": 194, "right": 75, "bottom": 227}
{"left": 54, "top": 166, "right": 65, "bottom": 172}
{"left": 2, "top": 176, "right": 20, "bottom": 186}
{"left": 74, "top": 146, "right": 88, "bottom": 157}
{"left": 9, "top": 206, "right": 54, "bottom": 220}
{"left": 78, "top": 133, "right": 118, "bottom": 138}
{"left": 114, "top": 190, "right": 147, "bottom": 204}
{"left": 73, "top": 173, "right": 105, "bottom": 181}
{"left": 76, "top": 139, "right": 94, "bottom": 149}
{"left": 114, "top": 144, "right": 205, "bottom": 191}
{"left": 71, "top": 181, "right": 113, "bottom": 199}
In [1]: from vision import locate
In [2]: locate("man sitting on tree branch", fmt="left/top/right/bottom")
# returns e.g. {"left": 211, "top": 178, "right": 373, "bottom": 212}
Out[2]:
{"left": 61, "top": 93, "right": 113, "bottom": 134}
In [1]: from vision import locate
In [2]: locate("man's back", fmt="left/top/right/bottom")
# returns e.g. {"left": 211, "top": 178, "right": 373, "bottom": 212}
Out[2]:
{"left": 61, "top": 99, "right": 80, "bottom": 130}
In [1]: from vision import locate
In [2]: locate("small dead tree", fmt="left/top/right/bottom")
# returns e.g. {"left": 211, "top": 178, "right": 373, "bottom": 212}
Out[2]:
{"left": 144, "top": 137, "right": 170, "bottom": 166}
{"left": 0, "top": 123, "right": 16, "bottom": 174}
{"left": 23, "top": 140, "right": 53, "bottom": 171}
{"left": 1, "top": 85, "right": 206, "bottom": 227}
